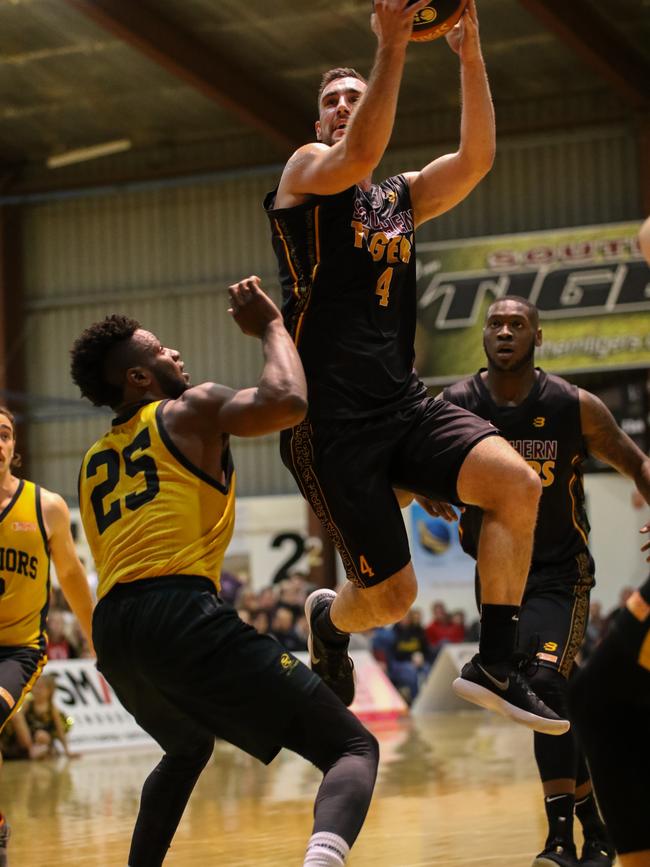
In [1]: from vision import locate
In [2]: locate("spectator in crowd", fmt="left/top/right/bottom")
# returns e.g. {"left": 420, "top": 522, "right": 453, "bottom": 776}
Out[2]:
{"left": 425, "top": 601, "right": 465, "bottom": 657}
{"left": 46, "top": 610, "right": 79, "bottom": 660}
{"left": 0, "top": 676, "right": 78, "bottom": 761}
{"left": 218, "top": 569, "right": 245, "bottom": 606}
{"left": 386, "top": 608, "right": 432, "bottom": 705}
{"left": 268, "top": 607, "right": 308, "bottom": 653}
{"left": 251, "top": 610, "right": 271, "bottom": 635}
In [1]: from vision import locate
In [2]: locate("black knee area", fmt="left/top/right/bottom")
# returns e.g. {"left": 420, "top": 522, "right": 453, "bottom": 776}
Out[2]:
{"left": 530, "top": 665, "right": 578, "bottom": 782}
{"left": 529, "top": 664, "right": 570, "bottom": 718}
{"left": 159, "top": 737, "right": 214, "bottom": 780}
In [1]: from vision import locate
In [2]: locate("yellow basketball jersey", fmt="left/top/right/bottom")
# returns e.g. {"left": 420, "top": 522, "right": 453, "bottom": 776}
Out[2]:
{"left": 0, "top": 480, "right": 50, "bottom": 649}
{"left": 79, "top": 400, "right": 236, "bottom": 601}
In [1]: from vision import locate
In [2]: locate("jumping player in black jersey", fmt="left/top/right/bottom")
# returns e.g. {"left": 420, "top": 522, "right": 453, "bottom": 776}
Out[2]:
{"left": 443, "top": 295, "right": 650, "bottom": 867}
{"left": 567, "top": 218, "right": 650, "bottom": 867}
{"left": 70, "top": 277, "right": 379, "bottom": 867}
{"left": 264, "top": 0, "right": 566, "bottom": 735}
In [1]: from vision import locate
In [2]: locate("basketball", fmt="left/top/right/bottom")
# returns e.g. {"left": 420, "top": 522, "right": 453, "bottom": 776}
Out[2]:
{"left": 409, "top": 0, "right": 469, "bottom": 42}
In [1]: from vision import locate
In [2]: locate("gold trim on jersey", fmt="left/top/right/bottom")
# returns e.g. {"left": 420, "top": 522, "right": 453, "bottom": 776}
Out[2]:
{"left": 568, "top": 455, "right": 589, "bottom": 546}
{"left": 289, "top": 420, "right": 365, "bottom": 588}
{"left": 558, "top": 552, "right": 594, "bottom": 678}
{"left": 0, "top": 651, "right": 47, "bottom": 733}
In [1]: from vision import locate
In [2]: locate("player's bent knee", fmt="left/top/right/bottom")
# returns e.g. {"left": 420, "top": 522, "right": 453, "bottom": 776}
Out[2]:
{"left": 370, "top": 569, "right": 417, "bottom": 623}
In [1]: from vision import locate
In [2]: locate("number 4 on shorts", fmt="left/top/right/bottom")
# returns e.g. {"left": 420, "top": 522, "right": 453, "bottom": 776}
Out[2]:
{"left": 359, "top": 555, "right": 375, "bottom": 578}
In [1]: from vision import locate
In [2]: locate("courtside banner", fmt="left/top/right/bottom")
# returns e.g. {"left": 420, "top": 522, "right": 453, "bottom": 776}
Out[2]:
{"left": 44, "top": 659, "right": 155, "bottom": 751}
{"left": 415, "top": 222, "right": 649, "bottom": 382}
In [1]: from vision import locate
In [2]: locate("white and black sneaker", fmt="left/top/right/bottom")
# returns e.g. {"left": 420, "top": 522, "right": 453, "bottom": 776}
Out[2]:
{"left": 452, "top": 654, "right": 570, "bottom": 735}
{"left": 532, "top": 839, "right": 579, "bottom": 866}
{"left": 305, "top": 589, "right": 355, "bottom": 707}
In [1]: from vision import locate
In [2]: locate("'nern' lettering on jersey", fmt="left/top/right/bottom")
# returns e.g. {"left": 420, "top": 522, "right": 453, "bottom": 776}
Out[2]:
{"left": 265, "top": 175, "right": 426, "bottom": 420}
{"left": 444, "top": 370, "right": 590, "bottom": 568}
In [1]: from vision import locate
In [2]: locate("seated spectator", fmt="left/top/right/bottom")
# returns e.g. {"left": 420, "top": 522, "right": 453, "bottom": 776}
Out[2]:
{"left": 0, "top": 676, "right": 78, "bottom": 760}
{"left": 46, "top": 610, "right": 79, "bottom": 660}
{"left": 268, "top": 607, "right": 307, "bottom": 652}
{"left": 448, "top": 610, "right": 467, "bottom": 642}
{"left": 386, "top": 608, "right": 432, "bottom": 705}
{"left": 424, "top": 600, "right": 466, "bottom": 662}
{"left": 251, "top": 610, "right": 270, "bottom": 635}
{"left": 219, "top": 569, "right": 245, "bottom": 606}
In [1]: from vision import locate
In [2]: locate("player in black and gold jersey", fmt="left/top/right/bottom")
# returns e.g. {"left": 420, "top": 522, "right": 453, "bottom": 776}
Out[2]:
{"left": 443, "top": 296, "right": 650, "bottom": 867}
{"left": 0, "top": 406, "right": 94, "bottom": 867}
{"left": 567, "top": 218, "right": 650, "bottom": 867}
{"left": 70, "top": 277, "right": 379, "bottom": 867}
{"left": 264, "top": 1, "right": 566, "bottom": 735}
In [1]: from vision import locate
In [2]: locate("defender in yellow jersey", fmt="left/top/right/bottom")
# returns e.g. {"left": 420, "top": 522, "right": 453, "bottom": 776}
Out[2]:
{"left": 0, "top": 406, "right": 94, "bottom": 867}
{"left": 71, "top": 276, "right": 379, "bottom": 867}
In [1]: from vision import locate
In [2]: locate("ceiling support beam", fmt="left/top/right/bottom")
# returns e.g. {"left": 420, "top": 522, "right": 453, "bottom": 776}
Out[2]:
{"left": 65, "top": 0, "right": 309, "bottom": 150}
{"left": 518, "top": 0, "right": 650, "bottom": 109}
{"left": 0, "top": 206, "right": 29, "bottom": 475}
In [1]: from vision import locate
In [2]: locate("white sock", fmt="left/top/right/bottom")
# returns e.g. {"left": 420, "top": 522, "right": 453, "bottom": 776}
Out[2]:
{"left": 303, "top": 831, "right": 350, "bottom": 866}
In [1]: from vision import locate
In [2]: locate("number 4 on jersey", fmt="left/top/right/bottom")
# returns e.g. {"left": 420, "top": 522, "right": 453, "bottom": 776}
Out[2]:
{"left": 359, "top": 555, "right": 375, "bottom": 579}
{"left": 375, "top": 267, "right": 393, "bottom": 307}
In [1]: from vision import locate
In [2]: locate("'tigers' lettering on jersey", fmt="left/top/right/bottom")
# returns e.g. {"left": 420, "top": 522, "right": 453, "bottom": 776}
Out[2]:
{"left": 350, "top": 193, "right": 414, "bottom": 267}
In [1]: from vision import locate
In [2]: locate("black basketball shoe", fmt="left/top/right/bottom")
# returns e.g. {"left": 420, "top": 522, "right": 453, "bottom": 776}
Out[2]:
{"left": 532, "top": 839, "right": 579, "bottom": 866}
{"left": 305, "top": 589, "right": 355, "bottom": 706}
{"left": 452, "top": 654, "right": 570, "bottom": 735}
{"left": 579, "top": 837, "right": 615, "bottom": 867}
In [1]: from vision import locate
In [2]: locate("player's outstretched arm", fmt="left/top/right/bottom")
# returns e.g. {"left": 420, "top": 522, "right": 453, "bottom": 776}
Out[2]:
{"left": 407, "top": 0, "right": 495, "bottom": 227}
{"left": 277, "top": 0, "right": 431, "bottom": 200}
{"left": 42, "top": 491, "right": 95, "bottom": 653}
{"left": 174, "top": 276, "right": 307, "bottom": 438}
{"left": 579, "top": 388, "right": 650, "bottom": 556}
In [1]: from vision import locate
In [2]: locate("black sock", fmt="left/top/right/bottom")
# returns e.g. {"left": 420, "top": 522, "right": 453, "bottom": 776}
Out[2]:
{"left": 544, "top": 793, "right": 575, "bottom": 848}
{"left": 315, "top": 603, "right": 349, "bottom": 646}
{"left": 478, "top": 604, "right": 519, "bottom": 666}
{"left": 575, "top": 791, "right": 607, "bottom": 841}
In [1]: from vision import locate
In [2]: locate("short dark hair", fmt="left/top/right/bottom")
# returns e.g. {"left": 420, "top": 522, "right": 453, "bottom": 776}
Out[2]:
{"left": 486, "top": 295, "right": 540, "bottom": 329}
{"left": 70, "top": 314, "right": 140, "bottom": 409}
{"left": 0, "top": 405, "right": 21, "bottom": 468}
{"left": 317, "top": 67, "right": 367, "bottom": 108}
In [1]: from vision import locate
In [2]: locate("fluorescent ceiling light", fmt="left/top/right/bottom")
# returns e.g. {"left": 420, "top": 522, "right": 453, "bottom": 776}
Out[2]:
{"left": 47, "top": 138, "right": 132, "bottom": 169}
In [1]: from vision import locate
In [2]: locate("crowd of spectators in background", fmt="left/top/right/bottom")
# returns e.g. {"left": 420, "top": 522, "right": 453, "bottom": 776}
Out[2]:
{"left": 35, "top": 569, "right": 632, "bottom": 727}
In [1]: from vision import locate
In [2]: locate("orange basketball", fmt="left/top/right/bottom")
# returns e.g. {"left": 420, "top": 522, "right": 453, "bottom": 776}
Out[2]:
{"left": 409, "top": 0, "right": 469, "bottom": 42}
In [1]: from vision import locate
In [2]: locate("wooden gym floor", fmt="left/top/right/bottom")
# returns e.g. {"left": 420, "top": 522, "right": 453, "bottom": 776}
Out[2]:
{"left": 2, "top": 711, "right": 609, "bottom": 866}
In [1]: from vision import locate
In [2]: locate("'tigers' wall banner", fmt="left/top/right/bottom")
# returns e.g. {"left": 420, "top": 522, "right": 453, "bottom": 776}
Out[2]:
{"left": 415, "top": 222, "right": 649, "bottom": 383}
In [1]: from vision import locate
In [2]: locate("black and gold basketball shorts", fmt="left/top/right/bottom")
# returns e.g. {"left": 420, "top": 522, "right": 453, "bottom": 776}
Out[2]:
{"left": 517, "top": 553, "right": 595, "bottom": 677}
{"left": 281, "top": 396, "right": 498, "bottom": 589}
{"left": 0, "top": 644, "right": 47, "bottom": 731}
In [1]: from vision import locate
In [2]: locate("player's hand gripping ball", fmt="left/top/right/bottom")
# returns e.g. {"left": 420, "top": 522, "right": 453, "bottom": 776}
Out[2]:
{"left": 408, "top": 0, "right": 469, "bottom": 41}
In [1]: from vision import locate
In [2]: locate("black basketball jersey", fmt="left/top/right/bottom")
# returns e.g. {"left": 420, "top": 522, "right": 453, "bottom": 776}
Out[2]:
{"left": 443, "top": 369, "right": 591, "bottom": 569}
{"left": 264, "top": 175, "right": 426, "bottom": 420}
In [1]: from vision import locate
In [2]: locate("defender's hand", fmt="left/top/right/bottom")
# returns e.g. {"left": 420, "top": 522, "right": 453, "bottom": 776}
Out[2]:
{"left": 415, "top": 496, "right": 461, "bottom": 522}
{"left": 371, "top": 0, "right": 432, "bottom": 47}
{"left": 446, "top": 0, "right": 481, "bottom": 60}
{"left": 641, "top": 522, "right": 650, "bottom": 562}
{"left": 228, "top": 276, "right": 283, "bottom": 338}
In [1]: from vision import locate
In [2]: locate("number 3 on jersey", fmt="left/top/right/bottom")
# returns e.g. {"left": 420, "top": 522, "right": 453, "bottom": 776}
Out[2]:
{"left": 375, "top": 267, "right": 393, "bottom": 307}
{"left": 86, "top": 427, "right": 160, "bottom": 535}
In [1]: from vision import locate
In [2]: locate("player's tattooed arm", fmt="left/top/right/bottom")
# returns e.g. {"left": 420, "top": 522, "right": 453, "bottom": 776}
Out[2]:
{"left": 579, "top": 388, "right": 650, "bottom": 556}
